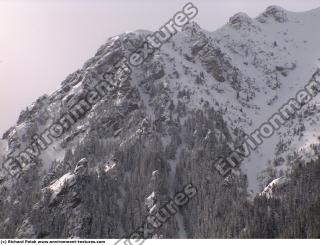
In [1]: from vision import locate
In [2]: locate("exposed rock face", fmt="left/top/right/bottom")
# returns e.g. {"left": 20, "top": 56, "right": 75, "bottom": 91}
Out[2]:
{"left": 1, "top": 6, "right": 320, "bottom": 238}
{"left": 229, "top": 13, "right": 257, "bottom": 30}
{"left": 257, "top": 6, "right": 289, "bottom": 23}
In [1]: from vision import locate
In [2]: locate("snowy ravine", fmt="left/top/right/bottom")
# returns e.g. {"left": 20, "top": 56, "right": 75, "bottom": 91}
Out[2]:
{"left": 1, "top": 5, "right": 320, "bottom": 238}
{"left": 168, "top": 146, "right": 187, "bottom": 238}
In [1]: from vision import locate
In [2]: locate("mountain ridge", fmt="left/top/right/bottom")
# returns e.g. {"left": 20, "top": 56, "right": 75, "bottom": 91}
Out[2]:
{"left": 1, "top": 5, "right": 320, "bottom": 238}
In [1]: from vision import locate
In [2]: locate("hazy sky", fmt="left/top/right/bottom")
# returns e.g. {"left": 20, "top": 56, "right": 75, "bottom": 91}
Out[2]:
{"left": 1, "top": 0, "right": 320, "bottom": 135}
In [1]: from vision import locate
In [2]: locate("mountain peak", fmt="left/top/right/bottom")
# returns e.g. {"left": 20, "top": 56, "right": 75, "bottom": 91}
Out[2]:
{"left": 228, "top": 12, "right": 254, "bottom": 29}
{"left": 257, "top": 5, "right": 289, "bottom": 23}
{"left": 2, "top": 4, "right": 320, "bottom": 239}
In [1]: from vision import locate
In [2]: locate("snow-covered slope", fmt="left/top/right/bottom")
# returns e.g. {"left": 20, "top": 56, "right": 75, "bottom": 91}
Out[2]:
{"left": 1, "top": 5, "right": 320, "bottom": 239}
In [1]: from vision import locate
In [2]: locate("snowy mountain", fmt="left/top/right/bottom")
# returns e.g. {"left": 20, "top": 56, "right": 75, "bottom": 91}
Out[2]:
{"left": 1, "top": 5, "right": 320, "bottom": 238}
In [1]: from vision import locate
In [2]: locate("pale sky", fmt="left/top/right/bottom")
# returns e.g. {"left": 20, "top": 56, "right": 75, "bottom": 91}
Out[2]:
{"left": 1, "top": 0, "right": 320, "bottom": 135}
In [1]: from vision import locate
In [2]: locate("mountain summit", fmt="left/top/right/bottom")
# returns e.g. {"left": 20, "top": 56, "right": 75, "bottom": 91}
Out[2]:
{"left": 1, "top": 6, "right": 320, "bottom": 238}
